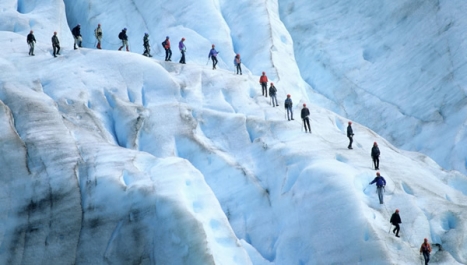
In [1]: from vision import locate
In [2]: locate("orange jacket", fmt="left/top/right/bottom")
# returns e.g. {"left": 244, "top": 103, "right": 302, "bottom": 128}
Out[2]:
{"left": 164, "top": 39, "right": 171, "bottom": 49}
{"left": 259, "top": 75, "right": 268, "bottom": 83}
{"left": 420, "top": 242, "right": 431, "bottom": 253}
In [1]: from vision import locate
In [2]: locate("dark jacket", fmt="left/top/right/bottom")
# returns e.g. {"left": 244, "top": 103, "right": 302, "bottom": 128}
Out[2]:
{"left": 284, "top": 98, "right": 292, "bottom": 109}
{"left": 301, "top": 107, "right": 310, "bottom": 119}
{"left": 27, "top": 33, "right": 36, "bottom": 43}
{"left": 370, "top": 176, "right": 386, "bottom": 187}
{"left": 390, "top": 213, "right": 401, "bottom": 225}
{"left": 371, "top": 146, "right": 380, "bottom": 157}
{"left": 52, "top": 35, "right": 60, "bottom": 46}
{"left": 119, "top": 30, "right": 128, "bottom": 41}
{"left": 269, "top": 85, "right": 277, "bottom": 96}
{"left": 347, "top": 125, "right": 354, "bottom": 137}
{"left": 143, "top": 35, "right": 149, "bottom": 46}
{"left": 72, "top": 25, "right": 81, "bottom": 37}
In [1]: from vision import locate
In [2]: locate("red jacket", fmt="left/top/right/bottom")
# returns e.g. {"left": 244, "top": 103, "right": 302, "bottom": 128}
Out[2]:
{"left": 259, "top": 75, "right": 268, "bottom": 83}
{"left": 164, "top": 39, "right": 171, "bottom": 49}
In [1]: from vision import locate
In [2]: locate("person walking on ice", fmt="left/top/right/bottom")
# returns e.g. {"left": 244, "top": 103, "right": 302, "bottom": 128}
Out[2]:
{"left": 369, "top": 172, "right": 386, "bottom": 204}
{"left": 72, "top": 24, "right": 82, "bottom": 49}
{"left": 371, "top": 142, "right": 380, "bottom": 170}
{"left": 27, "top": 30, "right": 36, "bottom": 56}
{"left": 390, "top": 209, "right": 401, "bottom": 238}
{"left": 94, "top": 24, "right": 102, "bottom": 49}
{"left": 179, "top": 38, "right": 186, "bottom": 64}
{"left": 301, "top": 103, "right": 311, "bottom": 133}
{"left": 284, "top": 94, "right": 294, "bottom": 121}
{"left": 162, "top": 36, "right": 172, "bottom": 61}
{"left": 118, "top": 28, "right": 129, "bottom": 51}
{"left": 51, "top": 32, "right": 60, "bottom": 57}
{"left": 259, "top": 72, "right": 268, "bottom": 97}
{"left": 208, "top": 44, "right": 218, "bottom": 69}
{"left": 143, "top": 33, "right": 151, "bottom": 57}
{"left": 420, "top": 238, "right": 432, "bottom": 265}
{"left": 234, "top": 54, "right": 242, "bottom": 75}
{"left": 347, "top": 121, "right": 354, "bottom": 149}
{"left": 269, "top": 83, "right": 278, "bottom": 107}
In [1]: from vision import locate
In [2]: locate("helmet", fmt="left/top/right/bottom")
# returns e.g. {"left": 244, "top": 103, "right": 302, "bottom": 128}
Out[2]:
{"left": 348, "top": 121, "right": 352, "bottom": 124}
{"left": 77, "top": 24, "right": 81, "bottom": 26}
{"left": 123, "top": 28, "right": 127, "bottom": 31}
{"left": 262, "top": 71, "right": 265, "bottom": 74}
{"left": 270, "top": 82, "right": 274, "bottom": 85}
{"left": 166, "top": 36, "right": 169, "bottom": 38}
{"left": 54, "top": 31, "right": 57, "bottom": 34}
{"left": 287, "top": 94, "right": 291, "bottom": 97}
{"left": 376, "top": 172, "right": 380, "bottom": 175}
{"left": 212, "top": 44, "right": 215, "bottom": 47}
{"left": 98, "top": 23, "right": 101, "bottom": 26}
{"left": 374, "top": 142, "right": 377, "bottom": 145}
{"left": 30, "top": 30, "right": 33, "bottom": 33}
{"left": 424, "top": 238, "right": 428, "bottom": 241}
{"left": 182, "top": 37, "right": 185, "bottom": 40}
{"left": 145, "top": 33, "right": 148, "bottom": 36}
{"left": 395, "top": 209, "right": 399, "bottom": 212}
{"left": 303, "top": 103, "right": 306, "bottom": 106}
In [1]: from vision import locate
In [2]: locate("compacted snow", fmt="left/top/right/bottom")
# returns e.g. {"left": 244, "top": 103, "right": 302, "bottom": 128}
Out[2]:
{"left": 0, "top": 0, "right": 466, "bottom": 264}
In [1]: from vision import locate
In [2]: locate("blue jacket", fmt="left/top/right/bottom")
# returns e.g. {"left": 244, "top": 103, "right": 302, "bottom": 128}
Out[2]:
{"left": 208, "top": 48, "right": 218, "bottom": 58}
{"left": 370, "top": 176, "right": 386, "bottom": 187}
{"left": 284, "top": 98, "right": 293, "bottom": 109}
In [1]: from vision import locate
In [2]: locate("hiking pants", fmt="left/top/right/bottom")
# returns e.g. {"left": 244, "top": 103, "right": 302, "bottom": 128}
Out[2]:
{"left": 261, "top": 82, "right": 267, "bottom": 96}
{"left": 422, "top": 251, "right": 430, "bottom": 265}
{"left": 211, "top": 56, "right": 218, "bottom": 68}
{"left": 270, "top": 95, "right": 278, "bottom": 106}
{"left": 286, "top": 107, "right": 293, "bottom": 120}
{"left": 392, "top": 223, "right": 400, "bottom": 236}
{"left": 372, "top": 156, "right": 379, "bottom": 169}
{"left": 28, "top": 42, "right": 34, "bottom": 55}
{"left": 180, "top": 50, "right": 185, "bottom": 63}
{"left": 377, "top": 186, "right": 384, "bottom": 204}
{"left": 53, "top": 44, "right": 60, "bottom": 56}
{"left": 348, "top": 135, "right": 353, "bottom": 148}
{"left": 303, "top": 117, "right": 311, "bottom": 132}
{"left": 165, "top": 48, "right": 172, "bottom": 60}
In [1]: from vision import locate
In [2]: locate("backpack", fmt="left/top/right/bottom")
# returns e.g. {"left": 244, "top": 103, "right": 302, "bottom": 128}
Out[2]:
{"left": 161, "top": 40, "right": 166, "bottom": 48}
{"left": 118, "top": 32, "right": 123, "bottom": 40}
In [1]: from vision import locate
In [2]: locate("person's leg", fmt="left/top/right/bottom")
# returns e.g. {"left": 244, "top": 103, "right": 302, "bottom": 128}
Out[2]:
{"left": 395, "top": 224, "right": 400, "bottom": 236}
{"left": 290, "top": 108, "right": 294, "bottom": 120}
{"left": 376, "top": 157, "right": 380, "bottom": 169}
{"left": 372, "top": 157, "right": 376, "bottom": 169}
{"left": 165, "top": 49, "right": 169, "bottom": 60}
{"left": 377, "top": 187, "right": 383, "bottom": 204}
{"left": 306, "top": 119, "right": 311, "bottom": 132}
{"left": 125, "top": 40, "right": 129, "bottom": 51}
{"left": 53, "top": 45, "right": 56, "bottom": 57}
{"left": 57, "top": 45, "right": 60, "bottom": 55}
{"left": 168, "top": 48, "right": 172, "bottom": 60}
{"left": 119, "top": 40, "right": 124, "bottom": 51}
{"left": 303, "top": 119, "right": 307, "bottom": 131}
{"left": 423, "top": 252, "right": 429, "bottom": 264}
{"left": 287, "top": 108, "right": 291, "bottom": 120}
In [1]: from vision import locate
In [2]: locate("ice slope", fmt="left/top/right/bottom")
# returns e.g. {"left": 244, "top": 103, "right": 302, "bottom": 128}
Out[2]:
{"left": 0, "top": 0, "right": 467, "bottom": 265}
{"left": 278, "top": 0, "right": 467, "bottom": 174}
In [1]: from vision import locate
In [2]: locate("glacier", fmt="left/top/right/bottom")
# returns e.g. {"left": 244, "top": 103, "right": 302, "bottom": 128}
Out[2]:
{"left": 0, "top": 0, "right": 466, "bottom": 264}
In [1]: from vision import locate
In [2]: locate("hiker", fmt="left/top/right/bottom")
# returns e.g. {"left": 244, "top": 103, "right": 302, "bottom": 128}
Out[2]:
{"left": 347, "top": 121, "right": 354, "bottom": 149}
{"left": 51, "top": 32, "right": 60, "bottom": 57}
{"left": 143, "top": 33, "right": 151, "bottom": 57}
{"left": 420, "top": 238, "right": 432, "bottom": 265}
{"left": 208, "top": 44, "right": 218, "bottom": 69}
{"left": 269, "top": 83, "right": 278, "bottom": 107}
{"left": 259, "top": 72, "right": 268, "bottom": 97}
{"left": 72, "top": 24, "right": 82, "bottom": 49}
{"left": 234, "top": 54, "right": 242, "bottom": 74}
{"left": 369, "top": 172, "right": 386, "bottom": 204}
{"left": 179, "top": 38, "right": 186, "bottom": 63}
{"left": 94, "top": 24, "right": 102, "bottom": 49}
{"left": 371, "top": 142, "right": 380, "bottom": 170}
{"left": 301, "top": 103, "right": 311, "bottom": 133}
{"left": 284, "top": 94, "right": 294, "bottom": 121}
{"left": 118, "top": 28, "right": 129, "bottom": 51}
{"left": 162, "top": 36, "right": 171, "bottom": 61}
{"left": 27, "top": 30, "right": 36, "bottom": 56}
{"left": 390, "top": 209, "right": 401, "bottom": 238}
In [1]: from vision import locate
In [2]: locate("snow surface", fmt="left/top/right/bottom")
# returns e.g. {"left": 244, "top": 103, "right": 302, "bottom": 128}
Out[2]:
{"left": 0, "top": 0, "right": 467, "bottom": 264}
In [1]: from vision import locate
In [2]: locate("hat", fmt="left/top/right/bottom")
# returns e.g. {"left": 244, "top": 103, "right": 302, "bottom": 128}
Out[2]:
{"left": 270, "top": 82, "right": 274, "bottom": 85}
{"left": 424, "top": 238, "right": 428, "bottom": 241}
{"left": 262, "top": 71, "right": 265, "bottom": 74}
{"left": 145, "top": 33, "right": 148, "bottom": 36}
{"left": 212, "top": 44, "right": 215, "bottom": 47}
{"left": 395, "top": 209, "right": 399, "bottom": 212}
{"left": 98, "top": 23, "right": 101, "bottom": 26}
{"left": 123, "top": 28, "right": 127, "bottom": 31}
{"left": 348, "top": 121, "right": 352, "bottom": 124}
{"left": 303, "top": 103, "right": 306, "bottom": 106}
{"left": 54, "top": 31, "right": 57, "bottom": 34}
{"left": 166, "top": 36, "right": 169, "bottom": 38}
{"left": 182, "top": 37, "right": 185, "bottom": 40}
{"left": 30, "top": 30, "right": 33, "bottom": 33}
{"left": 77, "top": 24, "right": 81, "bottom": 26}
{"left": 376, "top": 172, "right": 380, "bottom": 175}
{"left": 287, "top": 94, "right": 291, "bottom": 97}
